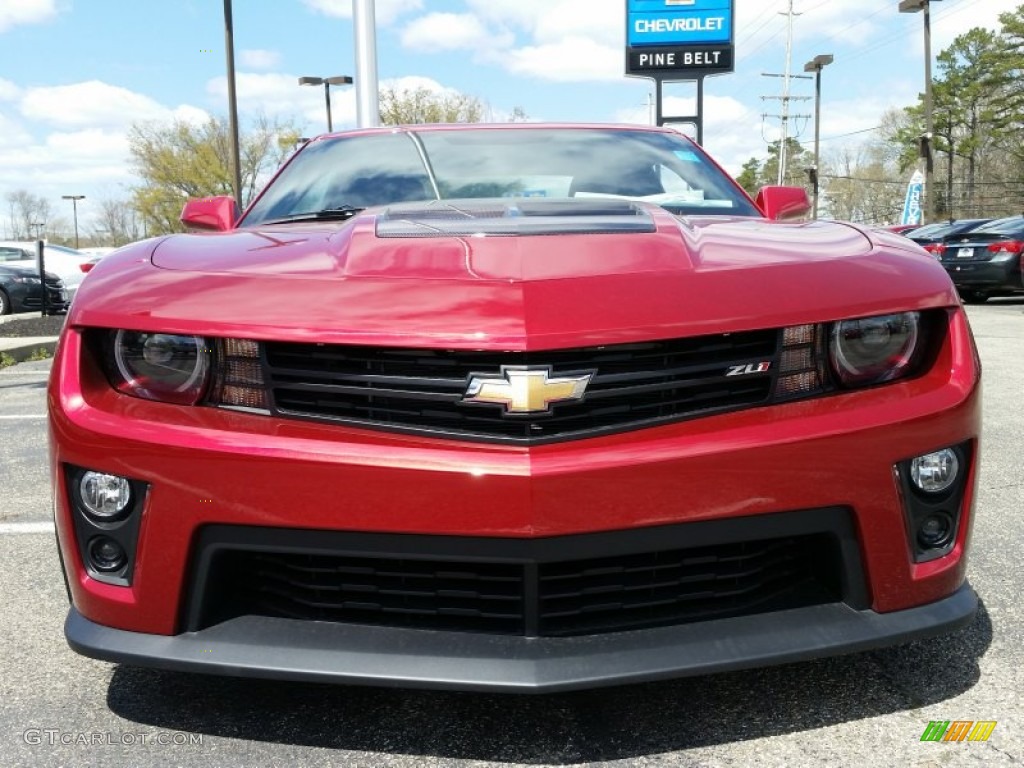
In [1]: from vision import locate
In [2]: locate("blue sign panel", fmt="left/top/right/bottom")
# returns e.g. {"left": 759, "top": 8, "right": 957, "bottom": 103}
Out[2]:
{"left": 627, "top": 0, "right": 734, "bottom": 47}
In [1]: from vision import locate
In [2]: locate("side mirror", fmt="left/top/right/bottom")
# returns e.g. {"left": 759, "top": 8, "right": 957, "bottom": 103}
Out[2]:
{"left": 180, "top": 196, "right": 240, "bottom": 232}
{"left": 755, "top": 186, "right": 812, "bottom": 221}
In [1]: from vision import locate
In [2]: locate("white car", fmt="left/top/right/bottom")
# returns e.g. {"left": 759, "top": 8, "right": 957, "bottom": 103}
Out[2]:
{"left": 0, "top": 241, "right": 92, "bottom": 302}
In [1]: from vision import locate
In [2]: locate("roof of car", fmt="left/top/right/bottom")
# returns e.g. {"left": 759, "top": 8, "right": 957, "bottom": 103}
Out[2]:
{"left": 308, "top": 122, "right": 693, "bottom": 142}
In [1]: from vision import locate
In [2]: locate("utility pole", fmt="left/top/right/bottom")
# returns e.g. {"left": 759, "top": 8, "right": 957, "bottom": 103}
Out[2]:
{"left": 641, "top": 91, "right": 655, "bottom": 126}
{"left": 761, "top": 1, "right": 811, "bottom": 186}
{"left": 899, "top": 0, "right": 942, "bottom": 224}
{"left": 779, "top": 0, "right": 795, "bottom": 184}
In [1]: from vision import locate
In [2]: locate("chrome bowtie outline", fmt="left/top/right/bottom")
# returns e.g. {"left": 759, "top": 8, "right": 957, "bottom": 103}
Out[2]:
{"left": 462, "top": 366, "right": 594, "bottom": 415}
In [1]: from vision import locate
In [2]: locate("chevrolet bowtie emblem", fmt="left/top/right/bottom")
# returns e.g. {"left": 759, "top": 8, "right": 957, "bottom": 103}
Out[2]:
{"left": 462, "top": 366, "right": 594, "bottom": 415}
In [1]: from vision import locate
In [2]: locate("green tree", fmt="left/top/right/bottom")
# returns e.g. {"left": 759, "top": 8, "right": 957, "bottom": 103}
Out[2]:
{"left": 128, "top": 115, "right": 299, "bottom": 236}
{"left": 989, "top": 4, "right": 1024, "bottom": 204}
{"left": 934, "top": 28, "right": 1005, "bottom": 216}
{"left": 735, "top": 157, "right": 763, "bottom": 197}
{"left": 733, "top": 139, "right": 812, "bottom": 200}
{"left": 378, "top": 85, "right": 486, "bottom": 125}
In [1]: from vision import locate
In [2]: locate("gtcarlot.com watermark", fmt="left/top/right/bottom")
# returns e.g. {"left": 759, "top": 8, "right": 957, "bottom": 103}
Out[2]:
{"left": 24, "top": 729, "right": 202, "bottom": 747}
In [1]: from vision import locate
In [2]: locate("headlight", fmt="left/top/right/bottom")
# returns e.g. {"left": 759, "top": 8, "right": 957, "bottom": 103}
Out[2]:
{"left": 111, "top": 330, "right": 210, "bottom": 404}
{"left": 12, "top": 276, "right": 41, "bottom": 284}
{"left": 829, "top": 312, "right": 921, "bottom": 387}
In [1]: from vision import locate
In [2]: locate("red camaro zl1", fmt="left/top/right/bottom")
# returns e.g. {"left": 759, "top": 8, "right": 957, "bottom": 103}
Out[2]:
{"left": 50, "top": 124, "right": 980, "bottom": 692}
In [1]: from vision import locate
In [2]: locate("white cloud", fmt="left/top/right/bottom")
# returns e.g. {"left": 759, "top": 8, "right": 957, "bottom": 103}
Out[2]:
{"left": 172, "top": 104, "right": 212, "bottom": 126}
{"left": 396, "top": 2, "right": 624, "bottom": 82}
{"left": 400, "top": 13, "right": 507, "bottom": 52}
{"left": 20, "top": 81, "right": 174, "bottom": 128}
{"left": 531, "top": 0, "right": 622, "bottom": 47}
{"left": 0, "top": 129, "right": 136, "bottom": 208}
{"left": 239, "top": 49, "right": 282, "bottom": 71}
{"left": 45, "top": 129, "right": 130, "bottom": 161}
{"left": 505, "top": 37, "right": 623, "bottom": 82}
{"left": 0, "top": 0, "right": 56, "bottom": 33}
{"left": 3, "top": 80, "right": 210, "bottom": 227}
{"left": 0, "top": 112, "right": 32, "bottom": 149}
{"left": 463, "top": 0, "right": 550, "bottom": 31}
{"left": 920, "top": 0, "right": 1020, "bottom": 52}
{"left": 206, "top": 72, "right": 353, "bottom": 130}
{"left": 0, "top": 78, "right": 20, "bottom": 101}
{"left": 303, "top": 0, "right": 423, "bottom": 26}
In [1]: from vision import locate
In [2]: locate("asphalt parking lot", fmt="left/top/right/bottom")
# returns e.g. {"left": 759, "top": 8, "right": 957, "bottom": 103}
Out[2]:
{"left": 1, "top": 303, "right": 1021, "bottom": 768}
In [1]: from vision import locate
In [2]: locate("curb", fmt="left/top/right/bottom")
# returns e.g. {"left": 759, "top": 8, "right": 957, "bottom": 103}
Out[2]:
{"left": 0, "top": 338, "right": 59, "bottom": 363}
{"left": 0, "top": 310, "right": 63, "bottom": 325}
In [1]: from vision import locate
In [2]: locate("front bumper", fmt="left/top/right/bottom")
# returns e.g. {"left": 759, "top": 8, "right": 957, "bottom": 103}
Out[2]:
{"left": 51, "top": 307, "right": 982, "bottom": 689}
{"left": 66, "top": 584, "right": 977, "bottom": 693}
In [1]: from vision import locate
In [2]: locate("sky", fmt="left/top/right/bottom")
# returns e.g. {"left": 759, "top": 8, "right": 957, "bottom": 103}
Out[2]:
{"left": 1, "top": 0, "right": 1021, "bottom": 234}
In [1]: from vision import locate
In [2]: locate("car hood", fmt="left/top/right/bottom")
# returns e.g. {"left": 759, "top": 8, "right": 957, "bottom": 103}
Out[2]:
{"left": 0, "top": 263, "right": 60, "bottom": 280}
{"left": 73, "top": 206, "right": 956, "bottom": 349}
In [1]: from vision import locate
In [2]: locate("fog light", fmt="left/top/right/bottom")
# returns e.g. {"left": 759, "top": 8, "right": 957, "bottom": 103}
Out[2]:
{"left": 917, "top": 513, "right": 955, "bottom": 550}
{"left": 910, "top": 449, "right": 959, "bottom": 494}
{"left": 79, "top": 472, "right": 132, "bottom": 519}
{"left": 88, "top": 537, "right": 127, "bottom": 572}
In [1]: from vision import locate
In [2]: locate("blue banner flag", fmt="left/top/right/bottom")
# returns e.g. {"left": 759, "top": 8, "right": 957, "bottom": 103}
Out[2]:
{"left": 901, "top": 170, "right": 924, "bottom": 226}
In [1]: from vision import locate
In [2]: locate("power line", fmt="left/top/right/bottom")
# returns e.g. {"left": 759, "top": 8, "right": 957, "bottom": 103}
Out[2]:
{"left": 818, "top": 126, "right": 883, "bottom": 142}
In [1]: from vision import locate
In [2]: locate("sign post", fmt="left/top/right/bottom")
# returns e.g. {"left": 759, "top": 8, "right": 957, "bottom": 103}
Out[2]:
{"left": 625, "top": 0, "right": 735, "bottom": 144}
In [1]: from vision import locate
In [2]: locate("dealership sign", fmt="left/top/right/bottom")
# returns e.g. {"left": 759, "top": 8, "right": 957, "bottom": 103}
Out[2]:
{"left": 626, "top": 0, "right": 735, "bottom": 77}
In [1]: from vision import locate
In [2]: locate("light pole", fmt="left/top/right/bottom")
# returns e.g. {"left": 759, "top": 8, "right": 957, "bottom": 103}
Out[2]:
{"left": 803, "top": 54, "right": 833, "bottom": 220}
{"left": 899, "top": 0, "right": 942, "bottom": 224}
{"left": 223, "top": 0, "right": 243, "bottom": 211}
{"left": 298, "top": 75, "right": 353, "bottom": 133}
{"left": 61, "top": 195, "right": 85, "bottom": 249}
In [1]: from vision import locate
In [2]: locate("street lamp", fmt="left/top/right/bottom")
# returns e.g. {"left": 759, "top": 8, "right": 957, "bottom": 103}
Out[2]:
{"left": 61, "top": 195, "right": 85, "bottom": 249}
{"left": 298, "top": 75, "right": 353, "bottom": 133}
{"left": 803, "top": 54, "right": 833, "bottom": 220}
{"left": 223, "top": 0, "right": 243, "bottom": 211}
{"left": 900, "top": 0, "right": 942, "bottom": 224}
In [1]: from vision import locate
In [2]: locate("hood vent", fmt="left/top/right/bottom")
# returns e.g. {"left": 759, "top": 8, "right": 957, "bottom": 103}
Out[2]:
{"left": 375, "top": 199, "right": 656, "bottom": 238}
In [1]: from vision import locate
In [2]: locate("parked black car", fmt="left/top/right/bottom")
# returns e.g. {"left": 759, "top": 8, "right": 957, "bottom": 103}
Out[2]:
{"left": 905, "top": 218, "right": 992, "bottom": 257}
{"left": 937, "top": 215, "right": 1024, "bottom": 303}
{"left": 0, "top": 263, "right": 68, "bottom": 315}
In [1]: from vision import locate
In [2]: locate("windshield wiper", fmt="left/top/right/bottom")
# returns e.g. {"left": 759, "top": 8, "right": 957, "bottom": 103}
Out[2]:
{"left": 261, "top": 205, "right": 366, "bottom": 224}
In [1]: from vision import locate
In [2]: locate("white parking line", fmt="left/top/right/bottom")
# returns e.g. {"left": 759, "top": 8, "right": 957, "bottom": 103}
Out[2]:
{"left": 0, "top": 415, "right": 46, "bottom": 419}
{"left": 0, "top": 521, "right": 55, "bottom": 535}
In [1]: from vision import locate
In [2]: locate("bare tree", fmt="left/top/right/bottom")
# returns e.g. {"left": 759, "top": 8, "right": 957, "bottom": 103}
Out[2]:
{"left": 5, "top": 190, "right": 53, "bottom": 240}
{"left": 91, "top": 198, "right": 142, "bottom": 246}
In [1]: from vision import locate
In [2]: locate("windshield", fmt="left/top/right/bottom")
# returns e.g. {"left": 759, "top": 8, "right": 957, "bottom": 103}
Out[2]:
{"left": 908, "top": 222, "right": 955, "bottom": 239}
{"left": 241, "top": 127, "right": 760, "bottom": 226}
{"left": 969, "top": 216, "right": 1024, "bottom": 236}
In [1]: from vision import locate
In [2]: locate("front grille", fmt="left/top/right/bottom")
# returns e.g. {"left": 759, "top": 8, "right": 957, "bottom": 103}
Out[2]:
{"left": 262, "top": 330, "right": 779, "bottom": 443}
{"left": 186, "top": 514, "right": 857, "bottom": 638}
{"left": 23, "top": 279, "right": 67, "bottom": 309}
{"left": 537, "top": 537, "right": 833, "bottom": 636}
{"left": 211, "top": 551, "right": 526, "bottom": 634}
